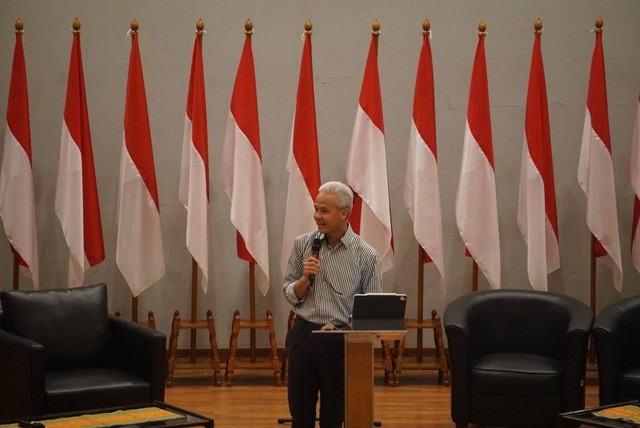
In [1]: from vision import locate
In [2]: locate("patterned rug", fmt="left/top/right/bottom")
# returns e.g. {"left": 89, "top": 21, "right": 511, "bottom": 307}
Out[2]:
{"left": 594, "top": 404, "right": 640, "bottom": 424}
{"left": 0, "top": 406, "right": 185, "bottom": 428}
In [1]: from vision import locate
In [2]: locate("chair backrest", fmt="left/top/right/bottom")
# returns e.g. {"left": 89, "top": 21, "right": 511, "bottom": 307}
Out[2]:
{"left": 0, "top": 283, "right": 110, "bottom": 370}
{"left": 457, "top": 290, "right": 586, "bottom": 359}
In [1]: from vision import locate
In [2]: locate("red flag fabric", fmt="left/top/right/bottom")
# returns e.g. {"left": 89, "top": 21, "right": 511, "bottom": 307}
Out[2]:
{"left": 116, "top": 30, "right": 165, "bottom": 297}
{"left": 221, "top": 30, "right": 270, "bottom": 295}
{"left": 404, "top": 28, "right": 445, "bottom": 281}
{"left": 280, "top": 30, "right": 321, "bottom": 273}
{"left": 517, "top": 28, "right": 559, "bottom": 291}
{"left": 55, "top": 28, "right": 104, "bottom": 287}
{"left": 0, "top": 28, "right": 39, "bottom": 288}
{"left": 455, "top": 30, "right": 501, "bottom": 289}
{"left": 179, "top": 29, "right": 210, "bottom": 293}
{"left": 578, "top": 25, "right": 623, "bottom": 291}
{"left": 630, "top": 93, "right": 640, "bottom": 272}
{"left": 346, "top": 34, "right": 394, "bottom": 272}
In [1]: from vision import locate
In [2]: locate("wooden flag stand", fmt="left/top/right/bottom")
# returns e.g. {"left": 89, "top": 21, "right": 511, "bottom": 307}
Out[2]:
{"left": 389, "top": 247, "right": 449, "bottom": 386}
{"left": 225, "top": 261, "right": 281, "bottom": 386}
{"left": 166, "top": 258, "right": 222, "bottom": 387}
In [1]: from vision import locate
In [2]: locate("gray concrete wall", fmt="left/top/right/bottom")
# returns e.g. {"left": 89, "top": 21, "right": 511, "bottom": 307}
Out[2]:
{"left": 1, "top": 0, "right": 639, "bottom": 348}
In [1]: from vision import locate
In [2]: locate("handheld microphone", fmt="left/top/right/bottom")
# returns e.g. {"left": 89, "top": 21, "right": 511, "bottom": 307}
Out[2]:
{"left": 309, "top": 238, "right": 322, "bottom": 287}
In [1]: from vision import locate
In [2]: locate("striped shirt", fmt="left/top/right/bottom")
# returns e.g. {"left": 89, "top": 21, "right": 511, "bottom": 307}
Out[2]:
{"left": 283, "top": 225, "right": 382, "bottom": 326}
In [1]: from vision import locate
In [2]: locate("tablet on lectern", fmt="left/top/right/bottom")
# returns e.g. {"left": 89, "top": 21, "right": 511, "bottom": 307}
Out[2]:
{"left": 350, "top": 293, "right": 407, "bottom": 331}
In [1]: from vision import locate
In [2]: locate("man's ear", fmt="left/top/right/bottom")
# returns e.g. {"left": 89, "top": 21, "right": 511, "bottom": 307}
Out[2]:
{"left": 341, "top": 208, "right": 349, "bottom": 220}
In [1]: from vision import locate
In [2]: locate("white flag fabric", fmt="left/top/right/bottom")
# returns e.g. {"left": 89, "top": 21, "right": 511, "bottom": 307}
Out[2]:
{"left": 221, "top": 31, "right": 270, "bottom": 295}
{"left": 116, "top": 29, "right": 165, "bottom": 297}
{"left": 630, "top": 94, "right": 640, "bottom": 272}
{"left": 455, "top": 31, "right": 501, "bottom": 289}
{"left": 180, "top": 30, "right": 210, "bottom": 293}
{"left": 404, "top": 28, "right": 445, "bottom": 282}
{"left": 517, "top": 28, "right": 560, "bottom": 291}
{"left": 280, "top": 31, "right": 321, "bottom": 274}
{"left": 55, "top": 29, "right": 105, "bottom": 288}
{"left": 0, "top": 29, "right": 39, "bottom": 288}
{"left": 577, "top": 26, "right": 623, "bottom": 292}
{"left": 346, "top": 34, "right": 394, "bottom": 272}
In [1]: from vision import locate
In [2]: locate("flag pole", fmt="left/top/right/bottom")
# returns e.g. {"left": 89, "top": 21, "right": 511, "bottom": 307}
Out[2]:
{"left": 12, "top": 257, "right": 19, "bottom": 290}
{"left": 190, "top": 257, "right": 199, "bottom": 362}
{"left": 472, "top": 260, "right": 479, "bottom": 292}
{"left": 249, "top": 260, "right": 256, "bottom": 362}
{"left": 470, "top": 19, "right": 487, "bottom": 294}
{"left": 416, "top": 246, "right": 425, "bottom": 361}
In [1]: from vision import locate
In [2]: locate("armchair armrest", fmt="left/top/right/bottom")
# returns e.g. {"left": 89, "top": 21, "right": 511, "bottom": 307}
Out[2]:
{"left": 108, "top": 316, "right": 167, "bottom": 401}
{"left": 561, "top": 308, "right": 593, "bottom": 411}
{"left": 592, "top": 298, "right": 640, "bottom": 405}
{"left": 444, "top": 301, "right": 471, "bottom": 422}
{"left": 0, "top": 328, "right": 46, "bottom": 418}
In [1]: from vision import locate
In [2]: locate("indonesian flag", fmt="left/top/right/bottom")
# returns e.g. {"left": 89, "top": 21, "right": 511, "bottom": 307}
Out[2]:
{"left": 221, "top": 30, "right": 270, "bottom": 295}
{"left": 180, "top": 29, "right": 210, "bottom": 293}
{"left": 517, "top": 28, "right": 559, "bottom": 291}
{"left": 116, "top": 30, "right": 165, "bottom": 297}
{"left": 578, "top": 26, "right": 623, "bottom": 291}
{"left": 0, "top": 29, "right": 39, "bottom": 288}
{"left": 346, "top": 34, "right": 394, "bottom": 272}
{"left": 55, "top": 29, "right": 105, "bottom": 287}
{"left": 630, "top": 94, "right": 640, "bottom": 272}
{"left": 455, "top": 31, "right": 501, "bottom": 289}
{"left": 280, "top": 30, "right": 321, "bottom": 273}
{"left": 403, "top": 28, "right": 444, "bottom": 282}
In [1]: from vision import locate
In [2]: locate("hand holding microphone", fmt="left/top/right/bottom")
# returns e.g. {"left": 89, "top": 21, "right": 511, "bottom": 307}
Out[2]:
{"left": 308, "top": 238, "right": 322, "bottom": 287}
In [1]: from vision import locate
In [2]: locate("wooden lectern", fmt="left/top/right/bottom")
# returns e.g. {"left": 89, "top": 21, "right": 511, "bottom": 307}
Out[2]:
{"left": 314, "top": 330, "right": 406, "bottom": 427}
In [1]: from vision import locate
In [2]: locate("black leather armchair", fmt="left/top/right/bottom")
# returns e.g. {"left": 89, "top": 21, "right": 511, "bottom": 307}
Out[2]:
{"left": 593, "top": 295, "right": 640, "bottom": 405}
{"left": 0, "top": 283, "right": 166, "bottom": 419}
{"left": 444, "top": 289, "right": 593, "bottom": 428}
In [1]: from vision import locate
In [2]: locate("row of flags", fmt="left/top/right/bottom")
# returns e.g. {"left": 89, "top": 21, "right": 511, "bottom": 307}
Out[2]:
{"left": 0, "top": 19, "right": 634, "bottom": 298}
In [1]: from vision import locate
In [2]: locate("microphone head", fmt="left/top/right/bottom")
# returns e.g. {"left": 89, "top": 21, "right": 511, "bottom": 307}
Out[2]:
{"left": 311, "top": 238, "right": 322, "bottom": 255}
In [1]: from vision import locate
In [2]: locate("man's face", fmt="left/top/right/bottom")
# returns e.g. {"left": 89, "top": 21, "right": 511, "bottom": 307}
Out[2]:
{"left": 314, "top": 192, "right": 348, "bottom": 235}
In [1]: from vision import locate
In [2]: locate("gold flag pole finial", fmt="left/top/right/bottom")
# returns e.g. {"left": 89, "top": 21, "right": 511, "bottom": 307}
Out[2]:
{"left": 478, "top": 20, "right": 487, "bottom": 34}
{"left": 72, "top": 18, "right": 81, "bottom": 32}
{"left": 422, "top": 19, "right": 431, "bottom": 34}
{"left": 15, "top": 18, "right": 24, "bottom": 32}
{"left": 196, "top": 18, "right": 204, "bottom": 33}
{"left": 595, "top": 17, "right": 603, "bottom": 32}
{"left": 130, "top": 19, "right": 139, "bottom": 32}
{"left": 245, "top": 18, "right": 253, "bottom": 34}
{"left": 534, "top": 18, "right": 543, "bottom": 33}
{"left": 304, "top": 19, "right": 312, "bottom": 33}
{"left": 372, "top": 19, "right": 381, "bottom": 35}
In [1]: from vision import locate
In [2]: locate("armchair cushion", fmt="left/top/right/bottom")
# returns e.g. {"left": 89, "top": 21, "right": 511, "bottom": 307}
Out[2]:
{"left": 0, "top": 283, "right": 109, "bottom": 370}
{"left": 472, "top": 353, "right": 562, "bottom": 397}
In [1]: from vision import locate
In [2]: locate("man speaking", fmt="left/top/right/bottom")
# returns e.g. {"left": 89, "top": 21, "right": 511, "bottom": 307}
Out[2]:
{"left": 283, "top": 181, "right": 382, "bottom": 427}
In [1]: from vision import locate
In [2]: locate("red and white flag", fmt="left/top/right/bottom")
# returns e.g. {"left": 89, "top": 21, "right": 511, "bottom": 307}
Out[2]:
{"left": 0, "top": 27, "right": 39, "bottom": 288}
{"left": 116, "top": 29, "right": 165, "bottom": 297}
{"left": 517, "top": 26, "right": 559, "bottom": 291}
{"left": 346, "top": 32, "right": 394, "bottom": 272}
{"left": 404, "top": 26, "right": 444, "bottom": 282}
{"left": 221, "top": 28, "right": 270, "bottom": 295}
{"left": 55, "top": 27, "right": 105, "bottom": 287}
{"left": 280, "top": 28, "right": 321, "bottom": 273}
{"left": 630, "top": 93, "right": 640, "bottom": 272}
{"left": 455, "top": 30, "right": 501, "bottom": 289}
{"left": 180, "top": 28, "right": 210, "bottom": 293}
{"left": 578, "top": 25, "right": 623, "bottom": 291}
